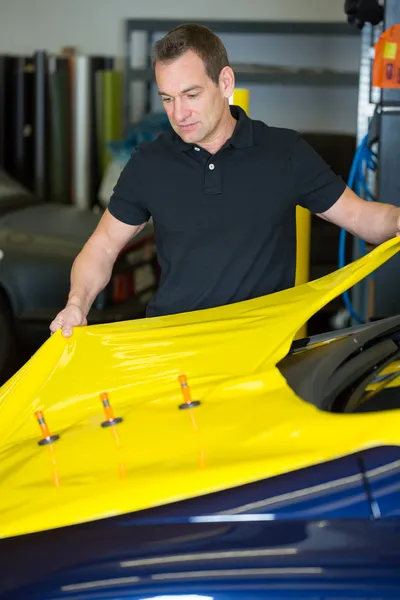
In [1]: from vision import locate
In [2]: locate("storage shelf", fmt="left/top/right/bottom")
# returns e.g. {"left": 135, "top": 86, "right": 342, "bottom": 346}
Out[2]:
{"left": 125, "top": 18, "right": 361, "bottom": 36}
{"left": 129, "top": 65, "right": 359, "bottom": 87}
{"left": 124, "top": 17, "right": 361, "bottom": 129}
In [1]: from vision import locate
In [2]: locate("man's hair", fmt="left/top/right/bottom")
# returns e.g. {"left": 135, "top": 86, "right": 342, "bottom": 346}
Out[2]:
{"left": 152, "top": 23, "right": 230, "bottom": 85}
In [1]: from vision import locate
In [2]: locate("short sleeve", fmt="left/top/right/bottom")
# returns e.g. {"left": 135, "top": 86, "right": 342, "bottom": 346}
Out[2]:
{"left": 108, "top": 150, "right": 151, "bottom": 225}
{"left": 290, "top": 134, "right": 346, "bottom": 214}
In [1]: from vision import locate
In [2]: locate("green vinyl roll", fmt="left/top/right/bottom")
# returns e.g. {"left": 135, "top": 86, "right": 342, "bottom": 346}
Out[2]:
{"left": 102, "top": 70, "right": 122, "bottom": 172}
{"left": 95, "top": 70, "right": 104, "bottom": 180}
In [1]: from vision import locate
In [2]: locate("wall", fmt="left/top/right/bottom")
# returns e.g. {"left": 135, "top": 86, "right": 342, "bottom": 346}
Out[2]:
{"left": 0, "top": 0, "right": 361, "bottom": 134}
{"left": 1, "top": 0, "right": 355, "bottom": 55}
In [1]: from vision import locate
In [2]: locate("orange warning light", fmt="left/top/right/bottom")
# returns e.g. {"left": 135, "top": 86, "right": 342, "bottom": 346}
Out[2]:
{"left": 373, "top": 25, "right": 400, "bottom": 88}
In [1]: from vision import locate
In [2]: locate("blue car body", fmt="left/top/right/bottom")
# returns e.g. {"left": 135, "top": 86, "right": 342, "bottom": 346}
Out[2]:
{"left": 2, "top": 443, "right": 400, "bottom": 599}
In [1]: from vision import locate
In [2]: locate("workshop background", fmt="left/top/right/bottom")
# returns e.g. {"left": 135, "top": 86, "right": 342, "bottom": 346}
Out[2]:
{"left": 0, "top": 0, "right": 398, "bottom": 384}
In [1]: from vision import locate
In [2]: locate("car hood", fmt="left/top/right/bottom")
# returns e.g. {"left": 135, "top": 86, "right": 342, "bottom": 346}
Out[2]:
{"left": 1, "top": 237, "right": 400, "bottom": 540}
{"left": 0, "top": 203, "right": 101, "bottom": 245}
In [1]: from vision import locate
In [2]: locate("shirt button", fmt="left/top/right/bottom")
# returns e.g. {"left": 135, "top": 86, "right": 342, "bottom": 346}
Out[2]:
{"left": 209, "top": 163, "right": 215, "bottom": 170}
{"left": 194, "top": 146, "right": 200, "bottom": 152}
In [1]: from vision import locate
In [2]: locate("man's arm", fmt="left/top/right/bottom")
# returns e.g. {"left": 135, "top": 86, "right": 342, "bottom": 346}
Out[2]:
{"left": 318, "top": 185, "right": 400, "bottom": 245}
{"left": 50, "top": 209, "right": 146, "bottom": 336}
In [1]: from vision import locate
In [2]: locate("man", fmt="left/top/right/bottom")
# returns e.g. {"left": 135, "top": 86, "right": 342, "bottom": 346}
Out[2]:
{"left": 50, "top": 23, "right": 400, "bottom": 338}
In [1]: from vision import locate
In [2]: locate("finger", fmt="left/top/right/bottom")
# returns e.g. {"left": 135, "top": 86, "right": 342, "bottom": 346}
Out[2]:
{"left": 50, "top": 318, "right": 63, "bottom": 333}
{"left": 61, "top": 321, "right": 75, "bottom": 337}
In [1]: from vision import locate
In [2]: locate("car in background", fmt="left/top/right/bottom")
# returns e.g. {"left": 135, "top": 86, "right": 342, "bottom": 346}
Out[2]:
{"left": 0, "top": 169, "right": 158, "bottom": 384}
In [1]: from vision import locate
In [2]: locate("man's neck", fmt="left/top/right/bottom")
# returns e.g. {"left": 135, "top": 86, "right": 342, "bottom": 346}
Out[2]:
{"left": 197, "top": 107, "right": 237, "bottom": 154}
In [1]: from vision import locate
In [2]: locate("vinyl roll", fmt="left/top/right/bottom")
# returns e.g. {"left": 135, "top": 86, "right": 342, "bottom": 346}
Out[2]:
{"left": 295, "top": 206, "right": 311, "bottom": 288}
{"left": 14, "top": 56, "right": 35, "bottom": 190}
{"left": 0, "top": 56, "right": 5, "bottom": 170}
{"left": 295, "top": 205, "right": 311, "bottom": 339}
{"left": 1, "top": 56, "right": 16, "bottom": 176}
{"left": 102, "top": 70, "right": 122, "bottom": 172}
{"left": 34, "top": 51, "right": 48, "bottom": 199}
{"left": 95, "top": 70, "right": 104, "bottom": 179}
{"left": 14, "top": 57, "right": 25, "bottom": 181}
{"left": 89, "top": 56, "right": 113, "bottom": 206}
{"left": 72, "top": 55, "right": 91, "bottom": 210}
{"left": 0, "top": 56, "right": 8, "bottom": 170}
{"left": 48, "top": 56, "right": 69, "bottom": 204}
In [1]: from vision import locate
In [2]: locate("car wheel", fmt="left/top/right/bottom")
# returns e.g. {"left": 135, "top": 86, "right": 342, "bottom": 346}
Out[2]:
{"left": 0, "top": 291, "right": 19, "bottom": 386}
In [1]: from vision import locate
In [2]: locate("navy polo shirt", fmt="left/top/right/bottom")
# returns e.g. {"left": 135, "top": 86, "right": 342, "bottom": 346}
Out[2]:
{"left": 108, "top": 105, "right": 346, "bottom": 317}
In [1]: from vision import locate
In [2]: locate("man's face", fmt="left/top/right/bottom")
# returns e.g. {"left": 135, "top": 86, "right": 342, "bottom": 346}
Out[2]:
{"left": 155, "top": 50, "right": 232, "bottom": 144}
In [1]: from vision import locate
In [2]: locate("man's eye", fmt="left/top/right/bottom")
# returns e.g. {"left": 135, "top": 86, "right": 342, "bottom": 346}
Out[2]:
{"left": 162, "top": 97, "right": 172, "bottom": 103}
{"left": 187, "top": 94, "right": 198, "bottom": 99}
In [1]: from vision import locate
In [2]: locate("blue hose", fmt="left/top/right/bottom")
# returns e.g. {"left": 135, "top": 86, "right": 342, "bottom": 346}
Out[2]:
{"left": 338, "top": 134, "right": 377, "bottom": 324}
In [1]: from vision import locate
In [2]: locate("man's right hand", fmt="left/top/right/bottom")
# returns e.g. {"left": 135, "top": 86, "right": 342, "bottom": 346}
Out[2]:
{"left": 48, "top": 210, "right": 147, "bottom": 338}
{"left": 49, "top": 304, "right": 88, "bottom": 337}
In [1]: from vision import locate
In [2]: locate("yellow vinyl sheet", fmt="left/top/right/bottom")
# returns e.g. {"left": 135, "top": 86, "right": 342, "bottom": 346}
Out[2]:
{"left": 1, "top": 238, "right": 400, "bottom": 540}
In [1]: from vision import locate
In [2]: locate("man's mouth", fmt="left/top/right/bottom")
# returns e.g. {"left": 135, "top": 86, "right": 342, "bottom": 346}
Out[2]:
{"left": 179, "top": 122, "right": 198, "bottom": 130}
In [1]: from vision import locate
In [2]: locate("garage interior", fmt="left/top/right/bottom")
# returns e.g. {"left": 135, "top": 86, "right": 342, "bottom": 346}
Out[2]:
{"left": 3, "top": 2, "right": 400, "bottom": 598}
{"left": 0, "top": 0, "right": 399, "bottom": 384}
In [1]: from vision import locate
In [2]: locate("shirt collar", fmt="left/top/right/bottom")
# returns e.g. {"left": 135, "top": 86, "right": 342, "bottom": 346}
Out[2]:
{"left": 172, "top": 104, "right": 254, "bottom": 152}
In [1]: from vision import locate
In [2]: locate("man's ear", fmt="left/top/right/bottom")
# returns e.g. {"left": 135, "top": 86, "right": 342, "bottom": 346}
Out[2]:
{"left": 219, "top": 66, "right": 235, "bottom": 99}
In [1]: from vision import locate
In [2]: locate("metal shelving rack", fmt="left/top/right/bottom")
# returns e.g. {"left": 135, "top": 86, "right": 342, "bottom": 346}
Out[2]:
{"left": 123, "top": 18, "right": 360, "bottom": 131}
{"left": 352, "top": 0, "right": 400, "bottom": 322}
{"left": 350, "top": 22, "right": 382, "bottom": 323}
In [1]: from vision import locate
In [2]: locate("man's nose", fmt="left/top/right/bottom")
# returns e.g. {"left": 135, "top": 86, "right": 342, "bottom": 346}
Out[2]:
{"left": 173, "top": 99, "right": 191, "bottom": 122}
